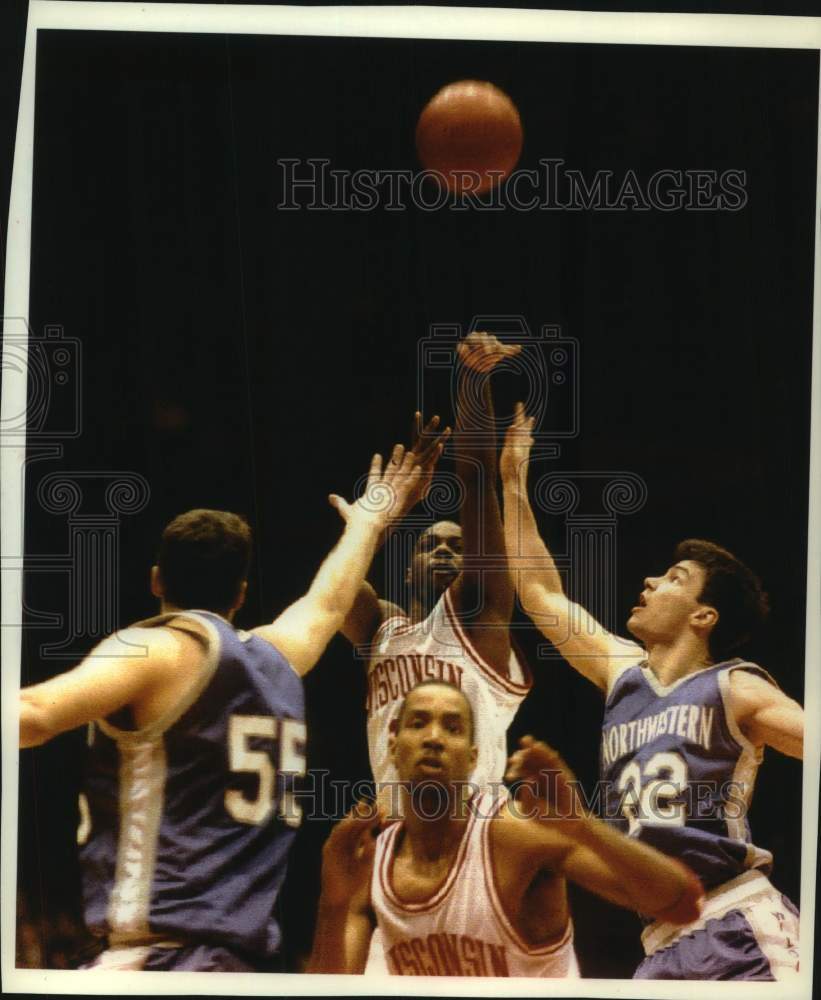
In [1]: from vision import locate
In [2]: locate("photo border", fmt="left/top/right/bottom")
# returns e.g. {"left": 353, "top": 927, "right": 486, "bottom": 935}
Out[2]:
{"left": 2, "top": 3, "right": 819, "bottom": 997}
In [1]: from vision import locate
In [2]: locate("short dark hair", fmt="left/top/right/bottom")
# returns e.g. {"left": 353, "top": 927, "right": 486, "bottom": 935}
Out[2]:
{"left": 395, "top": 680, "right": 475, "bottom": 741}
{"left": 674, "top": 538, "right": 769, "bottom": 661}
{"left": 157, "top": 509, "right": 252, "bottom": 614}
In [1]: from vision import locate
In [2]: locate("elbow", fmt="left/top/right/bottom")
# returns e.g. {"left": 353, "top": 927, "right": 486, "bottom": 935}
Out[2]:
{"left": 19, "top": 697, "right": 52, "bottom": 748}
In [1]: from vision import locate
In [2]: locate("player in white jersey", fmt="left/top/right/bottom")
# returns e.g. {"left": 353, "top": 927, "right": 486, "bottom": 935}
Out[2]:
{"left": 341, "top": 332, "right": 530, "bottom": 972}
{"left": 366, "top": 548, "right": 530, "bottom": 797}
{"left": 343, "top": 332, "right": 531, "bottom": 794}
{"left": 309, "top": 680, "right": 704, "bottom": 976}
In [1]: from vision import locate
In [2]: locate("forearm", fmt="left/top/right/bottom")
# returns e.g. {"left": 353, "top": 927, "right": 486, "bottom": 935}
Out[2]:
{"left": 19, "top": 693, "right": 53, "bottom": 748}
{"left": 308, "top": 899, "right": 349, "bottom": 973}
{"left": 454, "top": 371, "right": 512, "bottom": 614}
{"left": 502, "top": 476, "right": 564, "bottom": 598}
{"left": 306, "top": 519, "right": 383, "bottom": 623}
{"left": 308, "top": 899, "right": 367, "bottom": 974}
{"left": 571, "top": 817, "right": 702, "bottom": 922}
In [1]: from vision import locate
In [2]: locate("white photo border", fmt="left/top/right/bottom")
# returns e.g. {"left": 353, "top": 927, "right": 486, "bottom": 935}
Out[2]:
{"left": 2, "top": 3, "right": 819, "bottom": 998}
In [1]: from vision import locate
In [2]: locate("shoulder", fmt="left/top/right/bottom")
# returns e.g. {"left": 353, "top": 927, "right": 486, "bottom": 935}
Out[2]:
{"left": 603, "top": 644, "right": 647, "bottom": 698}
{"left": 727, "top": 664, "right": 779, "bottom": 710}
{"left": 112, "top": 617, "right": 210, "bottom": 676}
{"left": 105, "top": 624, "right": 179, "bottom": 663}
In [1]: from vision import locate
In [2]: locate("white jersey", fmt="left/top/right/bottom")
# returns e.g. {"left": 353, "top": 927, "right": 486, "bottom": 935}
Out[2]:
{"left": 366, "top": 589, "right": 531, "bottom": 790}
{"left": 371, "top": 791, "right": 579, "bottom": 978}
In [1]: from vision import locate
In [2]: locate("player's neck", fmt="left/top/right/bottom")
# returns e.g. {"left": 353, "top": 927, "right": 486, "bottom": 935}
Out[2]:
{"left": 407, "top": 591, "right": 439, "bottom": 623}
{"left": 158, "top": 599, "right": 234, "bottom": 622}
{"left": 402, "top": 790, "right": 470, "bottom": 859}
{"left": 645, "top": 634, "right": 713, "bottom": 685}
{"left": 408, "top": 578, "right": 455, "bottom": 622}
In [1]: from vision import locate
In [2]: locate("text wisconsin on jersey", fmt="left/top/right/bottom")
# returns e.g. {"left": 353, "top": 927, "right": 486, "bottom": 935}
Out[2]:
{"left": 367, "top": 655, "right": 465, "bottom": 714}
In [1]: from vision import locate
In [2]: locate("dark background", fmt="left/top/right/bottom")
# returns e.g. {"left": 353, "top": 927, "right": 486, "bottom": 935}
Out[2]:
{"left": 6, "top": 4, "right": 816, "bottom": 980}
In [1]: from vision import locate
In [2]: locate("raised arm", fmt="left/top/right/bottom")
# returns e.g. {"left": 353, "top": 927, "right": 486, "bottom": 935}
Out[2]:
{"left": 502, "top": 737, "right": 704, "bottom": 923}
{"left": 450, "top": 332, "right": 520, "bottom": 668}
{"left": 253, "top": 447, "right": 425, "bottom": 676}
{"left": 500, "top": 403, "right": 642, "bottom": 693}
{"left": 339, "top": 414, "right": 450, "bottom": 648}
{"left": 730, "top": 670, "right": 804, "bottom": 760}
{"left": 307, "top": 804, "right": 381, "bottom": 974}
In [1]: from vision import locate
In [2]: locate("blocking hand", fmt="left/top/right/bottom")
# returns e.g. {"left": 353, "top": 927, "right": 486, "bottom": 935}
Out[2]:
{"left": 499, "top": 401, "right": 535, "bottom": 483}
{"left": 505, "top": 735, "right": 587, "bottom": 824}
{"left": 328, "top": 446, "right": 423, "bottom": 530}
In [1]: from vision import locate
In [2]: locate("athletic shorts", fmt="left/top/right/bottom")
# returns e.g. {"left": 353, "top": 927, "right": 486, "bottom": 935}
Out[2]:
{"left": 82, "top": 941, "right": 281, "bottom": 972}
{"left": 636, "top": 872, "right": 799, "bottom": 981}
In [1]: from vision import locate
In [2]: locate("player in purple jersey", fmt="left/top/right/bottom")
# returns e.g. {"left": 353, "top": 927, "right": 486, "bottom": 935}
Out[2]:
{"left": 499, "top": 403, "right": 804, "bottom": 981}
{"left": 18, "top": 446, "right": 427, "bottom": 972}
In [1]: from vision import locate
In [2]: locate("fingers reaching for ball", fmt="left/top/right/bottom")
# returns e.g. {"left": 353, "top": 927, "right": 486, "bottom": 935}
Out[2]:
{"left": 457, "top": 331, "right": 522, "bottom": 373}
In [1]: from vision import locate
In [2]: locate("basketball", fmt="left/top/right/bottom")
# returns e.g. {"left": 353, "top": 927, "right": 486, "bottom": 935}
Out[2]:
{"left": 415, "top": 80, "right": 523, "bottom": 195}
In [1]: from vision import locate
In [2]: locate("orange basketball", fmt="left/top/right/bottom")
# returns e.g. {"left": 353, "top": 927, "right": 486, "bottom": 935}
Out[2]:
{"left": 415, "top": 80, "right": 523, "bottom": 195}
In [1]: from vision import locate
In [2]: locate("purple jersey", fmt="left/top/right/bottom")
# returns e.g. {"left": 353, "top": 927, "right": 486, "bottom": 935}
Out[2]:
{"left": 79, "top": 611, "right": 305, "bottom": 957}
{"left": 600, "top": 659, "right": 774, "bottom": 890}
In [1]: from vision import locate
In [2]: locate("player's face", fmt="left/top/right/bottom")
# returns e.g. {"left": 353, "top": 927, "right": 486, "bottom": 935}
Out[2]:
{"left": 407, "top": 521, "right": 463, "bottom": 598}
{"left": 391, "top": 685, "right": 477, "bottom": 786}
{"left": 626, "top": 560, "right": 713, "bottom": 646}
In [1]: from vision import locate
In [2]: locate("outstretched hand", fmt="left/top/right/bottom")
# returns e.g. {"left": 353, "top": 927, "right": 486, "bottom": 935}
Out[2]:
{"left": 457, "top": 330, "right": 522, "bottom": 373}
{"left": 319, "top": 800, "right": 385, "bottom": 906}
{"left": 505, "top": 735, "right": 587, "bottom": 824}
{"left": 500, "top": 401, "right": 535, "bottom": 483}
{"left": 328, "top": 445, "right": 423, "bottom": 530}
{"left": 402, "top": 411, "right": 451, "bottom": 516}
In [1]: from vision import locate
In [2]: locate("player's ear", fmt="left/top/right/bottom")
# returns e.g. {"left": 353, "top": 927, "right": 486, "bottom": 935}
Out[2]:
{"left": 691, "top": 605, "right": 718, "bottom": 630}
{"left": 150, "top": 565, "right": 164, "bottom": 599}
{"left": 469, "top": 742, "right": 478, "bottom": 769}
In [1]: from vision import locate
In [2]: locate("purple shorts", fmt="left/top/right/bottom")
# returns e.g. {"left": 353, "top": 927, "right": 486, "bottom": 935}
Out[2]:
{"left": 83, "top": 941, "right": 280, "bottom": 972}
{"left": 635, "top": 894, "right": 800, "bottom": 981}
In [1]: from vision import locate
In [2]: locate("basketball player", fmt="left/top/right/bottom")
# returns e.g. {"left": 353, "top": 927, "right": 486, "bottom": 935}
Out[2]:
{"left": 308, "top": 679, "right": 704, "bottom": 976}
{"left": 340, "top": 332, "right": 531, "bottom": 973}
{"left": 499, "top": 403, "right": 804, "bottom": 980}
{"left": 17, "top": 446, "right": 425, "bottom": 972}
{"left": 342, "top": 331, "right": 532, "bottom": 800}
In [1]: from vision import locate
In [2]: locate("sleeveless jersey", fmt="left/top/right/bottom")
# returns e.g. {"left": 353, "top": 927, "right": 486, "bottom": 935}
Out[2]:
{"left": 371, "top": 790, "right": 579, "bottom": 977}
{"left": 366, "top": 588, "right": 531, "bottom": 789}
{"left": 600, "top": 658, "right": 775, "bottom": 891}
{"left": 79, "top": 610, "right": 305, "bottom": 957}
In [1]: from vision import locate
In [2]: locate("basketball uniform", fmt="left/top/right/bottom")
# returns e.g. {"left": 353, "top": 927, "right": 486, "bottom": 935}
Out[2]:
{"left": 366, "top": 587, "right": 531, "bottom": 791}
{"left": 371, "top": 790, "right": 579, "bottom": 977}
{"left": 600, "top": 658, "right": 800, "bottom": 980}
{"left": 363, "top": 588, "right": 531, "bottom": 973}
{"left": 79, "top": 610, "right": 305, "bottom": 971}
